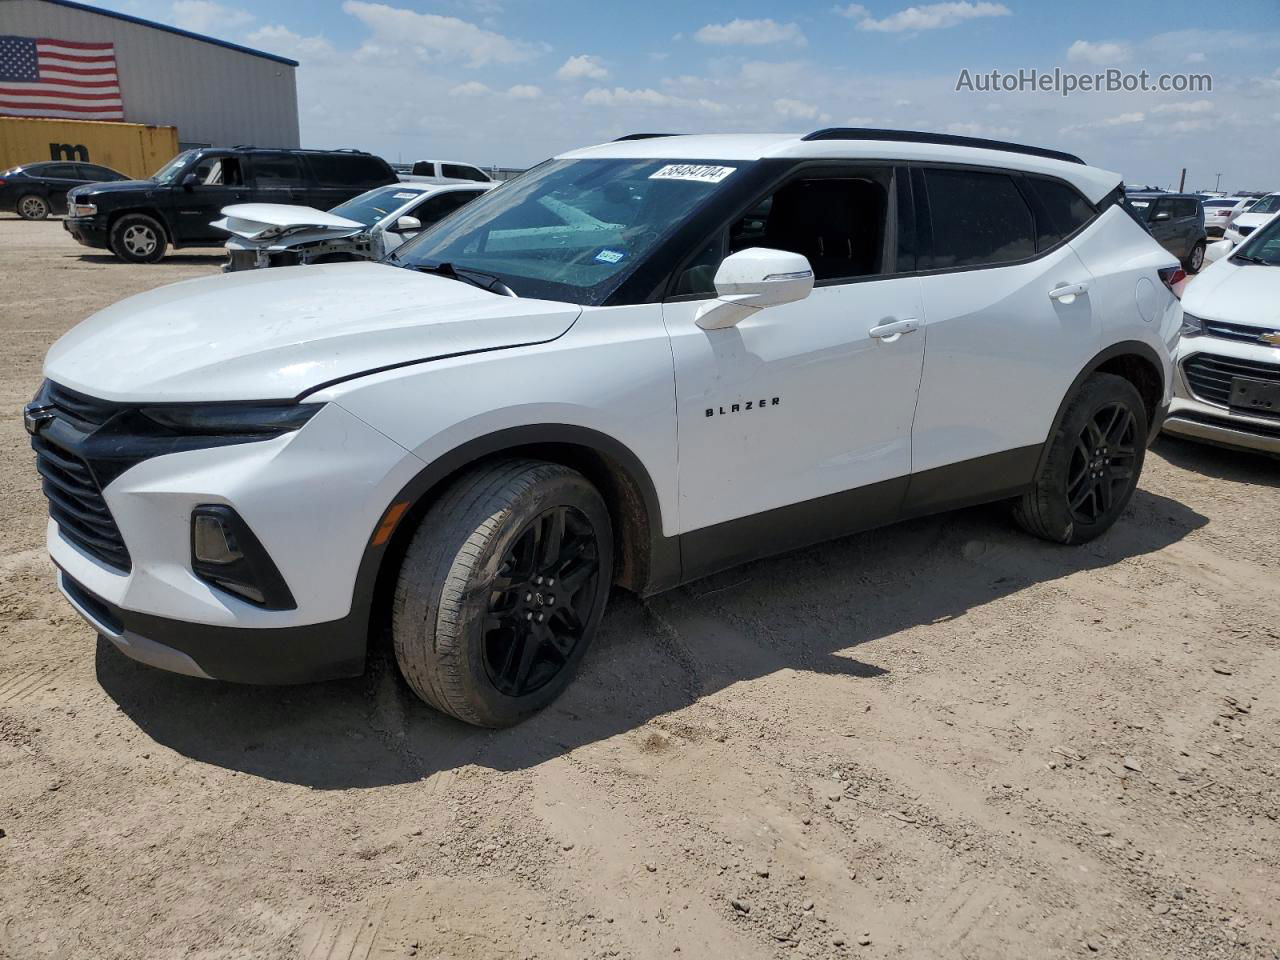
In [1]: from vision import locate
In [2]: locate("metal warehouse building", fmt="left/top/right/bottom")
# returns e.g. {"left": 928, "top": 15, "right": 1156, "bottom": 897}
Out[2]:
{"left": 0, "top": 0, "right": 299, "bottom": 149}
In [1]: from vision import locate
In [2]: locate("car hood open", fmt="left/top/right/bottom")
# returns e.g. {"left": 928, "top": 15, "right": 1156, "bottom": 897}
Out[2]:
{"left": 212, "top": 203, "right": 365, "bottom": 243}
{"left": 1183, "top": 258, "right": 1280, "bottom": 327}
{"left": 44, "top": 262, "right": 582, "bottom": 402}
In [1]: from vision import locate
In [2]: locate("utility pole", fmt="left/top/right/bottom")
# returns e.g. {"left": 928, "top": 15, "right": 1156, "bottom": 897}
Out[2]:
{"left": 1215, "top": 172, "right": 1223, "bottom": 191}
{"left": 1178, "top": 168, "right": 1186, "bottom": 192}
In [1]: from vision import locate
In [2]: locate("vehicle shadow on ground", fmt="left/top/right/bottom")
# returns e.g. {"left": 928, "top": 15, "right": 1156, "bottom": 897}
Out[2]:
{"left": 75, "top": 253, "right": 226, "bottom": 266}
{"left": 97, "top": 488, "right": 1207, "bottom": 790}
{"left": 1154, "top": 435, "right": 1278, "bottom": 487}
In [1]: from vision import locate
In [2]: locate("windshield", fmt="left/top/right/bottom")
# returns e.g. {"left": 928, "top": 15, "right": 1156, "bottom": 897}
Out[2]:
{"left": 151, "top": 151, "right": 195, "bottom": 184}
{"left": 1249, "top": 194, "right": 1280, "bottom": 215}
{"left": 1236, "top": 215, "right": 1280, "bottom": 265}
{"left": 391, "top": 158, "right": 744, "bottom": 303}
{"left": 330, "top": 186, "right": 424, "bottom": 226}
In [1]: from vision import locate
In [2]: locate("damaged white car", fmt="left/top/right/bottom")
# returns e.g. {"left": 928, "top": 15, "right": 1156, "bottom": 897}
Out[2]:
{"left": 214, "top": 182, "right": 492, "bottom": 271}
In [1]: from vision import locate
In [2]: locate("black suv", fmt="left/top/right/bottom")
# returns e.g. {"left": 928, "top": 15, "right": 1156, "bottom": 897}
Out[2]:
{"left": 1126, "top": 192, "right": 1208, "bottom": 273}
{"left": 63, "top": 147, "right": 398, "bottom": 263}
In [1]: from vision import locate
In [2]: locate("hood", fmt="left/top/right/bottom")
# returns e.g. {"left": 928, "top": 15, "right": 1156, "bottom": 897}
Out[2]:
{"left": 69, "top": 178, "right": 158, "bottom": 197}
{"left": 1183, "top": 257, "right": 1280, "bottom": 328}
{"left": 44, "top": 262, "right": 582, "bottom": 403}
{"left": 1231, "top": 211, "right": 1277, "bottom": 231}
{"left": 212, "top": 203, "right": 365, "bottom": 243}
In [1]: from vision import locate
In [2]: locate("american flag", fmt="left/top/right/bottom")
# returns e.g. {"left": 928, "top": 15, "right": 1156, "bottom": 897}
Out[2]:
{"left": 0, "top": 35, "right": 123, "bottom": 121}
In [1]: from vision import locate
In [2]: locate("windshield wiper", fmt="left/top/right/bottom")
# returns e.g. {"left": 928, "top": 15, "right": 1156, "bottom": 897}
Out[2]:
{"left": 409, "top": 261, "right": 518, "bottom": 296}
{"left": 1230, "top": 253, "right": 1272, "bottom": 265}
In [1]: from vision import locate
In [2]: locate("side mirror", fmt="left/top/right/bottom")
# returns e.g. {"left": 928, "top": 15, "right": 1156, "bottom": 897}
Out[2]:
{"left": 1205, "top": 238, "right": 1234, "bottom": 264}
{"left": 181, "top": 172, "right": 199, "bottom": 189}
{"left": 1152, "top": 211, "right": 1171, "bottom": 222}
{"left": 392, "top": 215, "right": 422, "bottom": 233}
{"left": 695, "top": 248, "right": 815, "bottom": 330}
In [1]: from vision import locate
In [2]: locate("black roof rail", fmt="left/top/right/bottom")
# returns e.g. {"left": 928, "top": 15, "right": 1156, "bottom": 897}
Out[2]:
{"left": 802, "top": 127, "right": 1085, "bottom": 165}
{"left": 613, "top": 133, "right": 681, "bottom": 142}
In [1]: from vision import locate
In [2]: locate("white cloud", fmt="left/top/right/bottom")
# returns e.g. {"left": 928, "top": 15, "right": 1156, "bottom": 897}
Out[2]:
{"left": 1152, "top": 99, "right": 1213, "bottom": 114}
{"left": 855, "top": 2, "right": 1011, "bottom": 33}
{"left": 946, "top": 121, "right": 1017, "bottom": 138}
{"left": 773, "top": 98, "right": 819, "bottom": 120}
{"left": 1065, "top": 40, "right": 1132, "bottom": 65}
{"left": 341, "top": 1, "right": 540, "bottom": 67}
{"left": 1186, "top": 51, "right": 1206, "bottom": 63}
{"left": 1105, "top": 111, "right": 1145, "bottom": 125}
{"left": 833, "top": 4, "right": 869, "bottom": 18}
{"left": 557, "top": 54, "right": 609, "bottom": 81}
{"left": 694, "top": 18, "right": 806, "bottom": 47}
{"left": 582, "top": 86, "right": 724, "bottom": 112}
{"left": 169, "top": 0, "right": 254, "bottom": 34}
{"left": 244, "top": 24, "right": 334, "bottom": 60}
{"left": 506, "top": 84, "right": 541, "bottom": 99}
{"left": 450, "top": 81, "right": 491, "bottom": 96}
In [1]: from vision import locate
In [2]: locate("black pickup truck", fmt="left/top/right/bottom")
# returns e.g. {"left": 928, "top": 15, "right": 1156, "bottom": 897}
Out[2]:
{"left": 63, "top": 146, "right": 397, "bottom": 263}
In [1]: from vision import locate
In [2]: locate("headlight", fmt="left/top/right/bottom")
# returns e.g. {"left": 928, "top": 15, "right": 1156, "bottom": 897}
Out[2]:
{"left": 1180, "top": 311, "right": 1206, "bottom": 337}
{"left": 138, "top": 402, "right": 322, "bottom": 435}
{"left": 69, "top": 200, "right": 97, "bottom": 217}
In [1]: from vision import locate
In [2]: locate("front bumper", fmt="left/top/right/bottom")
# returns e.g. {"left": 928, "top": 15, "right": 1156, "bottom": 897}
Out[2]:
{"left": 43, "top": 401, "right": 427, "bottom": 683}
{"left": 1163, "top": 343, "right": 1280, "bottom": 456}
{"left": 63, "top": 216, "right": 109, "bottom": 248}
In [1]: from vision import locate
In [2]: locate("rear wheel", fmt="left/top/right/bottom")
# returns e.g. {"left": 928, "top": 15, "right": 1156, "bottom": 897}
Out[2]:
{"left": 16, "top": 194, "right": 49, "bottom": 220}
{"left": 109, "top": 213, "right": 167, "bottom": 263}
{"left": 1014, "top": 373, "right": 1147, "bottom": 545}
{"left": 1185, "top": 240, "right": 1206, "bottom": 274}
{"left": 392, "top": 460, "right": 613, "bottom": 727}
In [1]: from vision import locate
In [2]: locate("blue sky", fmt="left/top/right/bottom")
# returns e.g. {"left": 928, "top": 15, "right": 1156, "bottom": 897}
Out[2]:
{"left": 86, "top": 0, "right": 1279, "bottom": 189}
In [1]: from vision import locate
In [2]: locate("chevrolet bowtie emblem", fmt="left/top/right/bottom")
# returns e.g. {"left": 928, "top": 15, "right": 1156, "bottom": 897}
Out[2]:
{"left": 23, "top": 403, "right": 56, "bottom": 436}
{"left": 1261, "top": 331, "right": 1280, "bottom": 346}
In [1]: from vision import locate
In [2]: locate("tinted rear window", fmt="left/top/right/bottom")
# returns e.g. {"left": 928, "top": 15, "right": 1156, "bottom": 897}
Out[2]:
{"left": 923, "top": 168, "right": 1036, "bottom": 268}
{"left": 253, "top": 153, "right": 306, "bottom": 184}
{"left": 1025, "top": 176, "right": 1094, "bottom": 249}
{"left": 441, "top": 163, "right": 489, "bottom": 182}
{"left": 411, "top": 161, "right": 436, "bottom": 177}
{"left": 306, "top": 153, "right": 391, "bottom": 187}
{"left": 1175, "top": 198, "right": 1199, "bottom": 218}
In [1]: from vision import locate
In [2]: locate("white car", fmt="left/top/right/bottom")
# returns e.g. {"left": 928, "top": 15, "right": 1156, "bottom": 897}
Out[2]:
{"left": 1224, "top": 192, "right": 1280, "bottom": 245}
{"left": 399, "top": 159, "right": 492, "bottom": 185}
{"left": 27, "top": 129, "right": 1181, "bottom": 727}
{"left": 1201, "top": 196, "right": 1250, "bottom": 237}
{"left": 1165, "top": 219, "right": 1280, "bottom": 456}
{"left": 214, "top": 182, "right": 492, "bottom": 271}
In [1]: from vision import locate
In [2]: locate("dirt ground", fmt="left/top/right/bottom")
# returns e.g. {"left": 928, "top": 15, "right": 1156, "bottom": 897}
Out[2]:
{"left": 0, "top": 215, "right": 1277, "bottom": 960}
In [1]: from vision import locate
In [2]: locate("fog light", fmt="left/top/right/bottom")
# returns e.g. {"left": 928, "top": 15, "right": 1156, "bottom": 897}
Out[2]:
{"left": 190, "top": 505, "right": 295, "bottom": 609}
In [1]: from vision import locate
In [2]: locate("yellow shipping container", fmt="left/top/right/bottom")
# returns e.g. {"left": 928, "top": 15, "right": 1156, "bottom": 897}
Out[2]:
{"left": 0, "top": 116, "right": 179, "bottom": 180}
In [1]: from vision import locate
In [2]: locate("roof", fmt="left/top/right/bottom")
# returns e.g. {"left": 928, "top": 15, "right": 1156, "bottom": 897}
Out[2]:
{"left": 36, "top": 0, "right": 300, "bottom": 66}
{"left": 560, "top": 131, "right": 1121, "bottom": 204}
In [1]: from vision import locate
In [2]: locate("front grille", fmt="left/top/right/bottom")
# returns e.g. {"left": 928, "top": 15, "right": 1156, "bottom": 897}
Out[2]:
{"left": 1203, "top": 318, "right": 1280, "bottom": 345}
{"left": 29, "top": 383, "right": 132, "bottom": 572}
{"left": 1183, "top": 353, "right": 1280, "bottom": 415}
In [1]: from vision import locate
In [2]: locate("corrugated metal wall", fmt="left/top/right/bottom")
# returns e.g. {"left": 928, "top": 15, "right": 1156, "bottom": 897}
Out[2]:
{"left": 1, "top": 0, "right": 299, "bottom": 148}
{"left": 0, "top": 116, "right": 179, "bottom": 177}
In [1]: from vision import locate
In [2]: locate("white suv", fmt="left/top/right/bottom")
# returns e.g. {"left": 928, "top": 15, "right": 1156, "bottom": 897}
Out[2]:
{"left": 28, "top": 129, "right": 1182, "bottom": 727}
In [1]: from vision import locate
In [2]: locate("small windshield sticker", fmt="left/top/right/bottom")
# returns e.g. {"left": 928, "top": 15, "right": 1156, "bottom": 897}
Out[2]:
{"left": 393, "top": 192, "right": 417, "bottom": 199}
{"left": 594, "top": 248, "right": 626, "bottom": 264}
{"left": 649, "top": 164, "right": 736, "bottom": 184}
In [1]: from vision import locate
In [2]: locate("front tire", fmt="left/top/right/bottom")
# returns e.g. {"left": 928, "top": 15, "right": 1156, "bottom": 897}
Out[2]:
{"left": 1014, "top": 373, "right": 1148, "bottom": 545}
{"left": 109, "top": 213, "right": 167, "bottom": 263}
{"left": 16, "top": 193, "right": 49, "bottom": 220}
{"left": 392, "top": 460, "right": 613, "bottom": 727}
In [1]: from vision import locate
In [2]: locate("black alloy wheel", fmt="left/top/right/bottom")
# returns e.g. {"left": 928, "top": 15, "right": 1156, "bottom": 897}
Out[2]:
{"left": 1065, "top": 401, "right": 1138, "bottom": 526}
{"left": 482, "top": 506, "right": 601, "bottom": 697}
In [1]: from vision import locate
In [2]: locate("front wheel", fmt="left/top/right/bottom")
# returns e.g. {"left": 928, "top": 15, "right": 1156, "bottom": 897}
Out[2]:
{"left": 1014, "top": 372, "right": 1148, "bottom": 545}
{"left": 392, "top": 460, "right": 613, "bottom": 727}
{"left": 16, "top": 194, "right": 49, "bottom": 220}
{"left": 109, "top": 213, "right": 167, "bottom": 263}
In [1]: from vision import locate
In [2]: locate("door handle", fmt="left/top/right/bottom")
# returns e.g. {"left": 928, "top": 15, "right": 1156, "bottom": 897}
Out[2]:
{"left": 869, "top": 318, "right": 920, "bottom": 340}
{"left": 1048, "top": 282, "right": 1089, "bottom": 302}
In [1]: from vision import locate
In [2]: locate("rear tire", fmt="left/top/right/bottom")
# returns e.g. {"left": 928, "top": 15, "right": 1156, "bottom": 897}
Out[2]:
{"left": 1185, "top": 240, "right": 1206, "bottom": 274}
{"left": 1014, "top": 373, "right": 1148, "bottom": 545}
{"left": 392, "top": 460, "right": 613, "bottom": 727}
{"left": 16, "top": 194, "right": 49, "bottom": 220}
{"left": 109, "top": 213, "right": 167, "bottom": 263}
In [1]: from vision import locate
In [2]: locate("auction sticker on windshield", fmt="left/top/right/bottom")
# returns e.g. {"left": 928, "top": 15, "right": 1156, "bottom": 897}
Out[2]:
{"left": 649, "top": 164, "right": 736, "bottom": 183}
